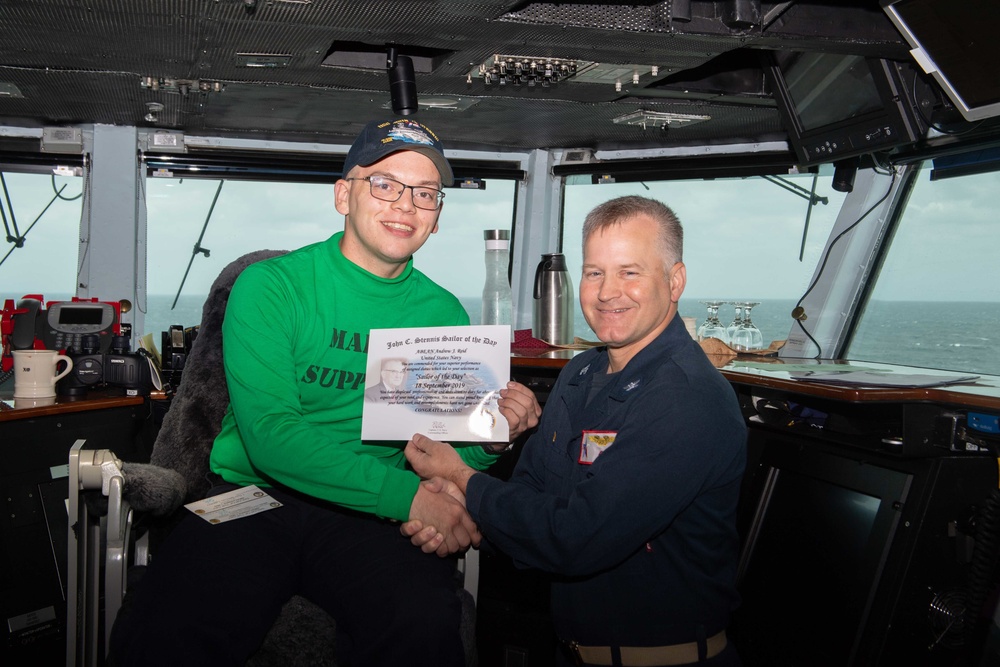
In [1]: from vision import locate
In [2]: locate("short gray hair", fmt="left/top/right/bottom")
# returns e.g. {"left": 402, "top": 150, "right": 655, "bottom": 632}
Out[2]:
{"left": 581, "top": 196, "right": 683, "bottom": 268}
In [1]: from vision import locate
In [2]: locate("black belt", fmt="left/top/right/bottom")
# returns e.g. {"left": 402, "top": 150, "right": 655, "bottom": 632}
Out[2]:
{"left": 563, "top": 630, "right": 727, "bottom": 666}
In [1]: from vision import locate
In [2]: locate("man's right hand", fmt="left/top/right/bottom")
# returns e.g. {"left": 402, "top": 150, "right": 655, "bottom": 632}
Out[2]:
{"left": 408, "top": 479, "right": 481, "bottom": 557}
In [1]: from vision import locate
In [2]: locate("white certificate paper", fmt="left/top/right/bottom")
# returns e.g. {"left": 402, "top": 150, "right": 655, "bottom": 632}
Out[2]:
{"left": 361, "top": 325, "right": 511, "bottom": 442}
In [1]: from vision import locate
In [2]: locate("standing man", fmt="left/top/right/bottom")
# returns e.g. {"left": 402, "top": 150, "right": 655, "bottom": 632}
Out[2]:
{"left": 405, "top": 196, "right": 746, "bottom": 666}
{"left": 110, "top": 118, "right": 539, "bottom": 666}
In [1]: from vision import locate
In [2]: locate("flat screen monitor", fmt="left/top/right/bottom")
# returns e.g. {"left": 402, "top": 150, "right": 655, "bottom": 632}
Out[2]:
{"left": 883, "top": 0, "right": 1000, "bottom": 122}
{"left": 733, "top": 445, "right": 911, "bottom": 666}
{"left": 764, "top": 51, "right": 927, "bottom": 165}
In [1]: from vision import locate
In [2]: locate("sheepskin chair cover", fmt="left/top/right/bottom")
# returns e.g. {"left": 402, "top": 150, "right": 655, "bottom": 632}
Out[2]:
{"left": 149, "top": 249, "right": 287, "bottom": 502}
{"left": 142, "top": 249, "right": 338, "bottom": 667}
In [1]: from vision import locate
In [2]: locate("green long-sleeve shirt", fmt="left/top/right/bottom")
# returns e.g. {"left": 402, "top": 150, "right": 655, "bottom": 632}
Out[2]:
{"left": 210, "top": 232, "right": 498, "bottom": 521}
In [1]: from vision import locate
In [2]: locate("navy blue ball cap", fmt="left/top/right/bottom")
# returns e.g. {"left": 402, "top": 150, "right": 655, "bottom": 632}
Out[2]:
{"left": 342, "top": 118, "right": 454, "bottom": 186}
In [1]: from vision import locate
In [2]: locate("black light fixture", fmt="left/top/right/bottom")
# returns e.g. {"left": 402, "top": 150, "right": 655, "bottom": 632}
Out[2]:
{"left": 386, "top": 45, "right": 418, "bottom": 116}
{"left": 832, "top": 158, "right": 859, "bottom": 193}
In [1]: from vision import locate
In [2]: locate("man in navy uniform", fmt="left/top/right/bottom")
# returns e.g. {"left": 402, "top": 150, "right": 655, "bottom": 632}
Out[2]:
{"left": 405, "top": 195, "right": 747, "bottom": 666}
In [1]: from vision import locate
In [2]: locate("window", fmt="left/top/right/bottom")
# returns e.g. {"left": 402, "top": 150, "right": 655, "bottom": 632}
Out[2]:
{"left": 561, "top": 172, "right": 848, "bottom": 347}
{"left": 0, "top": 171, "right": 83, "bottom": 303}
{"left": 143, "top": 176, "right": 516, "bottom": 340}
{"left": 846, "top": 165, "right": 1000, "bottom": 375}
{"left": 417, "top": 179, "right": 517, "bottom": 325}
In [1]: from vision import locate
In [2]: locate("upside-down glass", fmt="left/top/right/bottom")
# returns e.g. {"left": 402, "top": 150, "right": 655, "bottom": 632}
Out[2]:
{"left": 726, "top": 302, "right": 744, "bottom": 342}
{"left": 731, "top": 301, "right": 764, "bottom": 351}
{"left": 697, "top": 301, "right": 729, "bottom": 343}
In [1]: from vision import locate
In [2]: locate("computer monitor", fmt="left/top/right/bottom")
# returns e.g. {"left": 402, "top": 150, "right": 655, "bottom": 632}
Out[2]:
{"left": 883, "top": 0, "right": 1000, "bottom": 122}
{"left": 763, "top": 51, "right": 928, "bottom": 165}
{"left": 733, "top": 444, "right": 911, "bottom": 666}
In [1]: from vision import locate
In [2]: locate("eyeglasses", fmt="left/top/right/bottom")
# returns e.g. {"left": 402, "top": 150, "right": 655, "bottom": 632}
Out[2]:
{"left": 346, "top": 175, "right": 445, "bottom": 211}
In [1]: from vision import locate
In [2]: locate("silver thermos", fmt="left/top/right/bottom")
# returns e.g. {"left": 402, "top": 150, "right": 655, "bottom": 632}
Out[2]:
{"left": 532, "top": 253, "right": 574, "bottom": 345}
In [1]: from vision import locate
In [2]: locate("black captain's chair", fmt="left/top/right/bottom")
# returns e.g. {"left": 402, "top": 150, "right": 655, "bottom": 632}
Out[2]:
{"left": 66, "top": 249, "right": 478, "bottom": 667}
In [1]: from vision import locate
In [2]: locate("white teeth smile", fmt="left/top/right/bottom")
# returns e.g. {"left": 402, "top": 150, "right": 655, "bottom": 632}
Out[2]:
{"left": 383, "top": 221, "right": 412, "bottom": 232}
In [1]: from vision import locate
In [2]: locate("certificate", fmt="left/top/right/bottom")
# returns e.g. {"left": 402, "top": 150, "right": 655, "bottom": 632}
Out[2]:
{"left": 361, "top": 325, "right": 511, "bottom": 442}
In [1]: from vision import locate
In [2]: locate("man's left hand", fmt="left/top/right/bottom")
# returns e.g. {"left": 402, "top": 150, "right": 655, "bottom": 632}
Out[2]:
{"left": 406, "top": 434, "right": 475, "bottom": 491}
{"left": 499, "top": 381, "right": 541, "bottom": 441}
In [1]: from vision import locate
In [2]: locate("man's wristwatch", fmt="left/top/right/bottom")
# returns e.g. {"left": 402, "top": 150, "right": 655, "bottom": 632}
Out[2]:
{"left": 481, "top": 441, "right": 514, "bottom": 455}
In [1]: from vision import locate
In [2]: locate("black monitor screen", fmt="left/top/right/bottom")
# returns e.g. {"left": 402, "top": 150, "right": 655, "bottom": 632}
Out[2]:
{"left": 764, "top": 50, "right": 926, "bottom": 164}
{"left": 886, "top": 0, "right": 1000, "bottom": 113}
{"left": 778, "top": 52, "right": 883, "bottom": 132}
{"left": 734, "top": 449, "right": 910, "bottom": 666}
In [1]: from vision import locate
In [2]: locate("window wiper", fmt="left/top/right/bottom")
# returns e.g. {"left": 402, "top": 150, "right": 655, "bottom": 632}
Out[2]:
{"left": 171, "top": 180, "right": 224, "bottom": 309}
{"left": 0, "top": 172, "right": 70, "bottom": 268}
{"left": 760, "top": 173, "right": 828, "bottom": 261}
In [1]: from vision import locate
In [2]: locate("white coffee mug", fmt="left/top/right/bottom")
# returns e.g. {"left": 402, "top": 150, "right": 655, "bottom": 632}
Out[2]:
{"left": 14, "top": 396, "right": 57, "bottom": 408}
{"left": 12, "top": 349, "right": 74, "bottom": 399}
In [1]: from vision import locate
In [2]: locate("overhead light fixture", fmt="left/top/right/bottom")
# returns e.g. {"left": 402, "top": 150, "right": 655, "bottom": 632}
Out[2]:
{"left": 612, "top": 110, "right": 712, "bottom": 129}
{"left": 574, "top": 63, "right": 661, "bottom": 88}
{"left": 140, "top": 77, "right": 225, "bottom": 95}
{"left": 380, "top": 96, "right": 479, "bottom": 112}
{"left": 471, "top": 55, "right": 597, "bottom": 87}
{"left": 236, "top": 53, "right": 293, "bottom": 68}
{"left": 469, "top": 57, "right": 661, "bottom": 91}
{"left": 0, "top": 82, "right": 24, "bottom": 98}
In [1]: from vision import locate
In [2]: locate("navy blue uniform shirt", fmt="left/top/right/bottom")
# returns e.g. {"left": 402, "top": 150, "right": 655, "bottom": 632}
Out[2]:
{"left": 466, "top": 314, "right": 747, "bottom": 646}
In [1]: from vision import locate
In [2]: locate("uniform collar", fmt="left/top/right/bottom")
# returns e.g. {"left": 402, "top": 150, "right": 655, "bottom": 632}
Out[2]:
{"left": 568, "top": 315, "right": 690, "bottom": 401}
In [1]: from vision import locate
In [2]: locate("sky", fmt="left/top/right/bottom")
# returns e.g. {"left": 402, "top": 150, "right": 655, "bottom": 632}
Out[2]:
{"left": 2, "top": 165, "right": 999, "bottom": 311}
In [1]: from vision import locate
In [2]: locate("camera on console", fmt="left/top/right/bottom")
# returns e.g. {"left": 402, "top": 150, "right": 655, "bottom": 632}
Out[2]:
{"left": 58, "top": 333, "right": 153, "bottom": 397}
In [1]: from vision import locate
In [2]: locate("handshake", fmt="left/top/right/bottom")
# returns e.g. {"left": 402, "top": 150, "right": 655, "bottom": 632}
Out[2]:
{"left": 402, "top": 381, "right": 540, "bottom": 557}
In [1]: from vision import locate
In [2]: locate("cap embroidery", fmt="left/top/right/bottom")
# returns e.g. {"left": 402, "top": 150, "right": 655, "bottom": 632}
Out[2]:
{"left": 386, "top": 120, "right": 436, "bottom": 147}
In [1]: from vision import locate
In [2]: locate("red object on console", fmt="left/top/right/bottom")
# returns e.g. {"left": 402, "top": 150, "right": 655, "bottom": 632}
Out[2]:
{"left": 512, "top": 328, "right": 555, "bottom": 349}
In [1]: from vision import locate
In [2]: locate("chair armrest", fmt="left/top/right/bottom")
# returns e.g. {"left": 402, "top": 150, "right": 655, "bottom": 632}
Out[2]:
{"left": 120, "top": 462, "right": 187, "bottom": 515}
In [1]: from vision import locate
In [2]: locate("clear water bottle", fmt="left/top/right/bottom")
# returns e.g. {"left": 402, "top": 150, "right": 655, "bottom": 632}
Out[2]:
{"left": 481, "top": 229, "right": 512, "bottom": 328}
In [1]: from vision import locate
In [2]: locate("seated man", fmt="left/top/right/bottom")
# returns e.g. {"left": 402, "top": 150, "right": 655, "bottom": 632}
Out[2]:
{"left": 405, "top": 196, "right": 747, "bottom": 666}
{"left": 109, "top": 118, "right": 539, "bottom": 666}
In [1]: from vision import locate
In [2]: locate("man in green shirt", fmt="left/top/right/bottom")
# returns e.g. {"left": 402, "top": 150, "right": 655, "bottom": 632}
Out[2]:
{"left": 110, "top": 118, "right": 540, "bottom": 666}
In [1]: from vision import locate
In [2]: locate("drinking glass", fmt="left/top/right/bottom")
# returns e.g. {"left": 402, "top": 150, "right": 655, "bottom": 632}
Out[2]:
{"left": 726, "top": 302, "right": 744, "bottom": 342}
{"left": 731, "top": 301, "right": 763, "bottom": 351}
{"left": 697, "top": 301, "right": 728, "bottom": 343}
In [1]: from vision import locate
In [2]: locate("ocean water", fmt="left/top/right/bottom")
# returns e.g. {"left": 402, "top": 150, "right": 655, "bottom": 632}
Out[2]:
{"left": 140, "top": 295, "right": 999, "bottom": 377}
